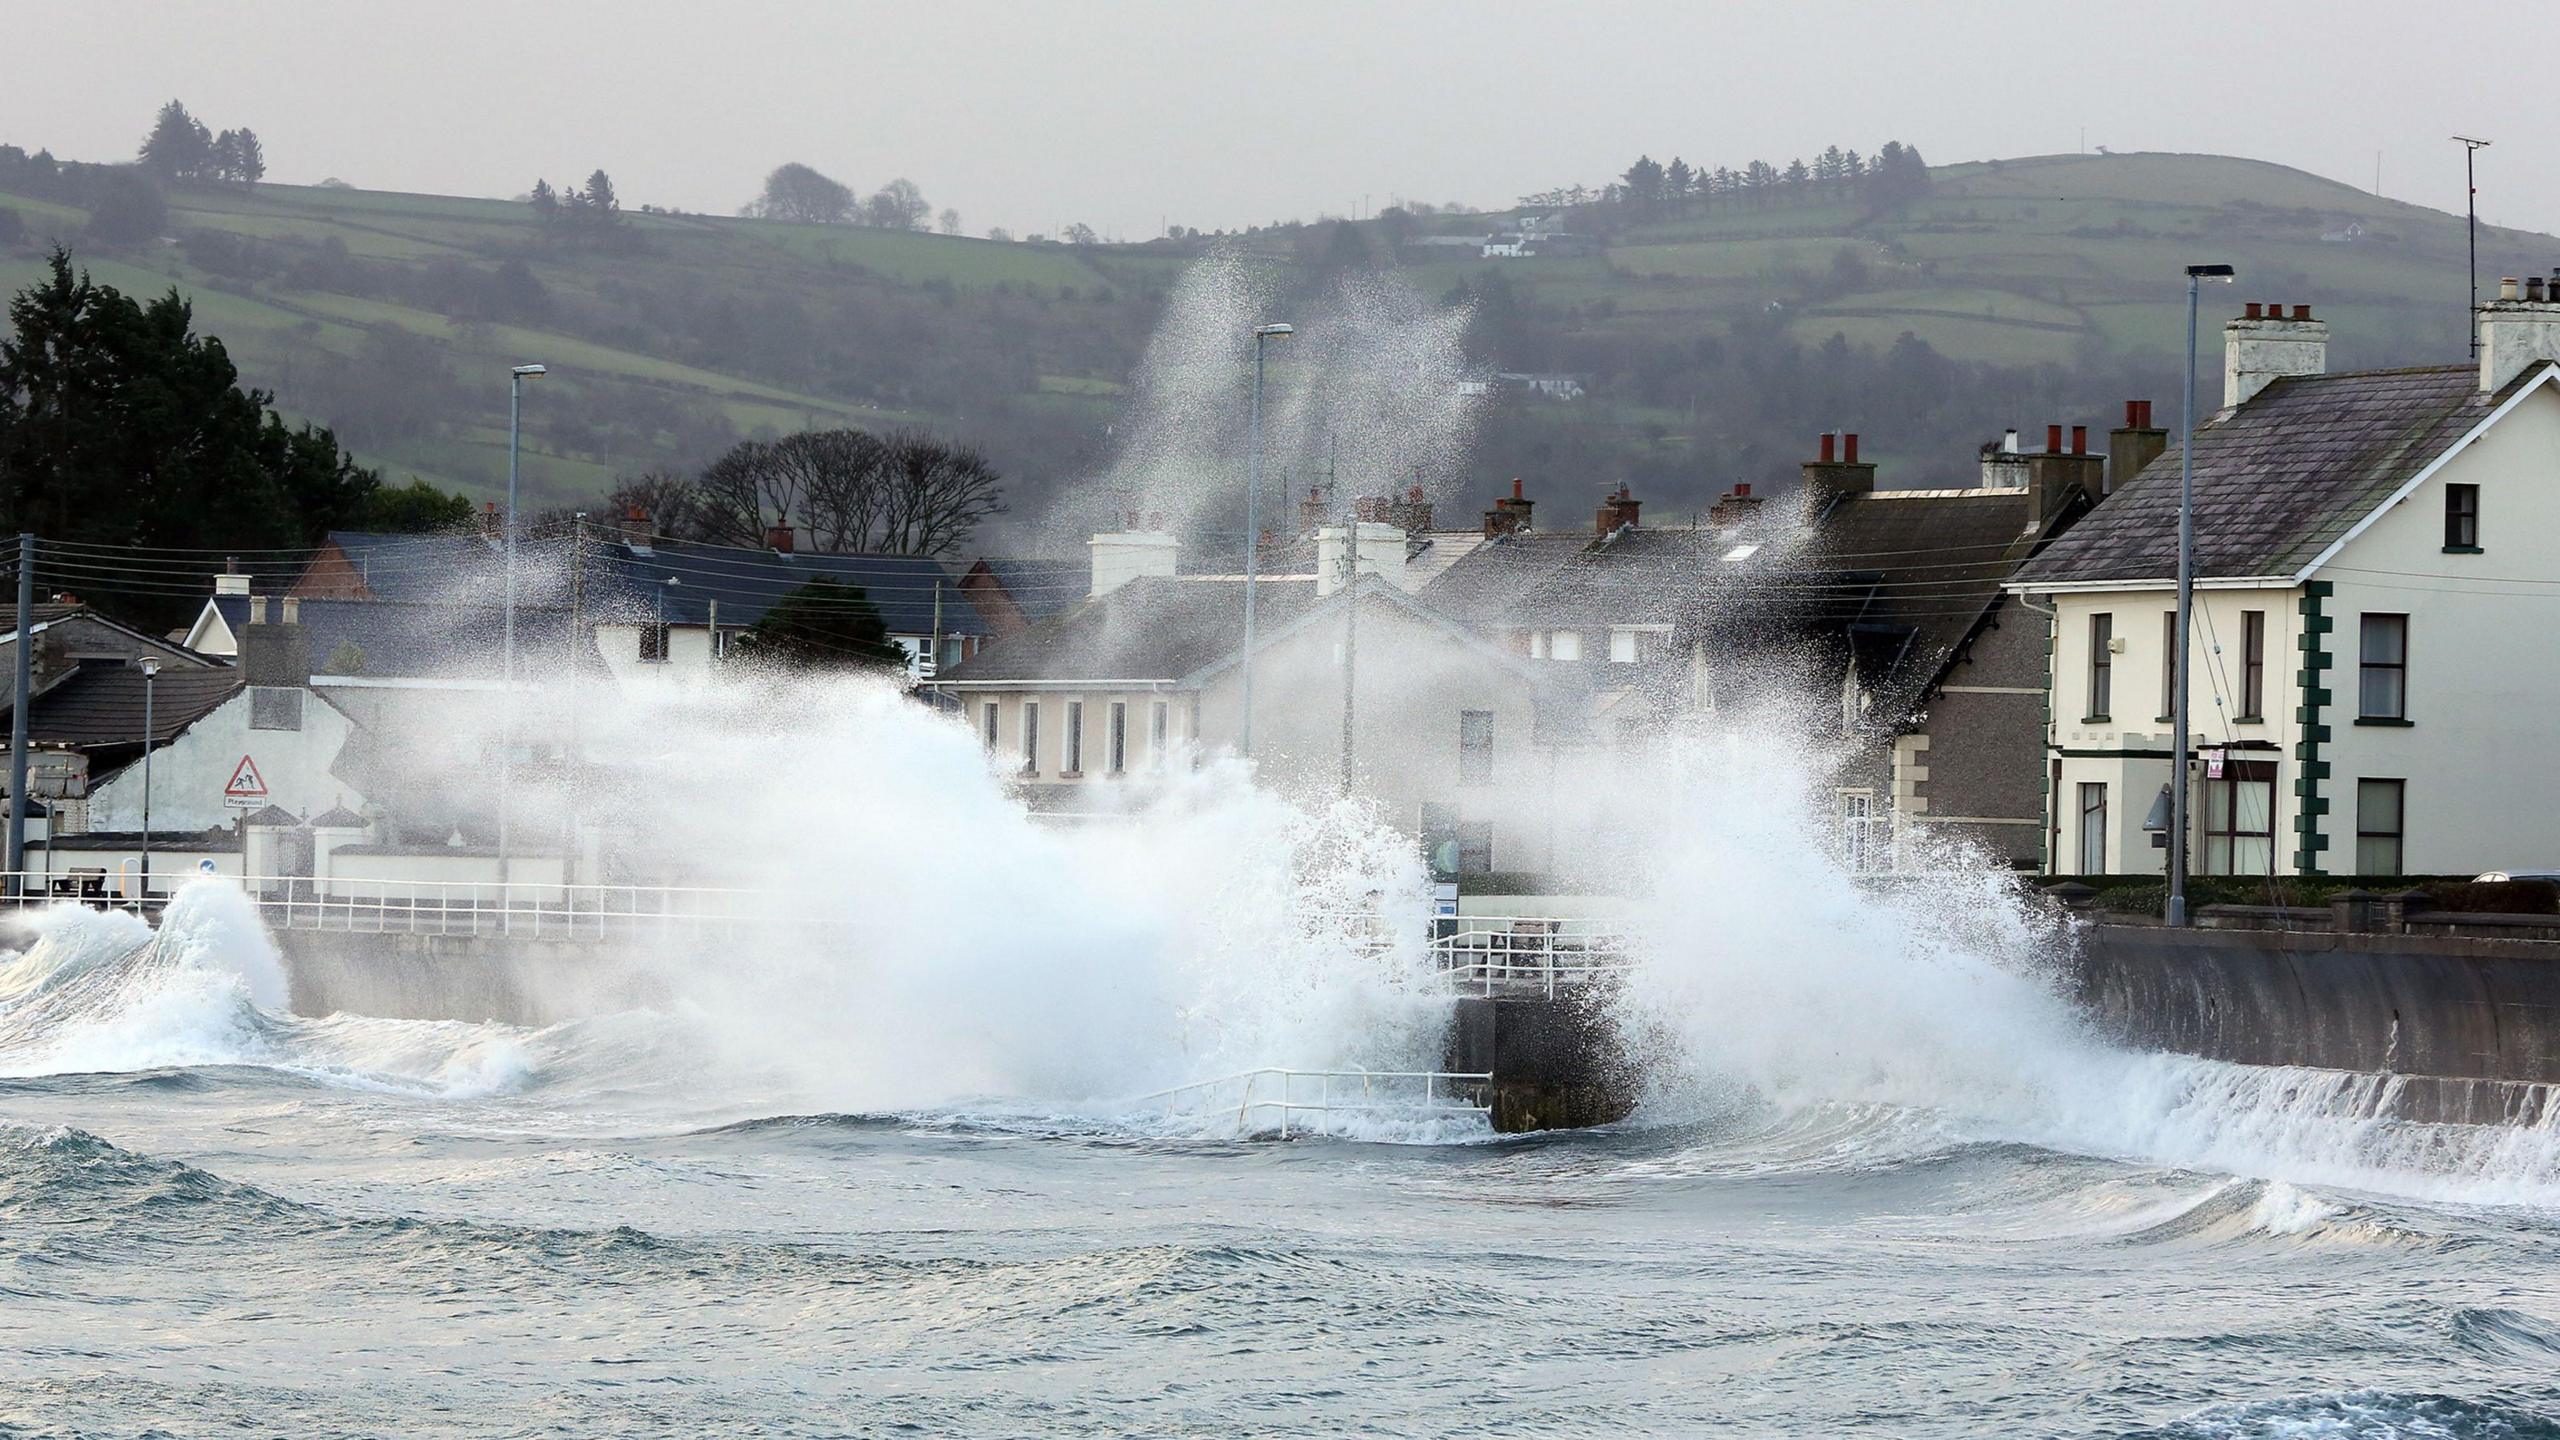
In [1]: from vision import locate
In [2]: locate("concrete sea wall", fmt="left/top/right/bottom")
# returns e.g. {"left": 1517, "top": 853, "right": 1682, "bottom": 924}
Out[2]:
{"left": 2070, "top": 923, "right": 2560, "bottom": 1123}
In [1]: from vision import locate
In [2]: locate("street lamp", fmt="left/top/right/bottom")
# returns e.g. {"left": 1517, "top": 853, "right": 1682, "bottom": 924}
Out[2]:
{"left": 1240, "top": 321, "right": 1293, "bottom": 757}
{"left": 136, "top": 657, "right": 160, "bottom": 902}
{"left": 498, "top": 363, "right": 544, "bottom": 887}
{"left": 655, "top": 576, "right": 682, "bottom": 656}
{"left": 2454, "top": 137, "right": 2490, "bottom": 356}
{"left": 2170, "top": 262, "right": 2235, "bottom": 928}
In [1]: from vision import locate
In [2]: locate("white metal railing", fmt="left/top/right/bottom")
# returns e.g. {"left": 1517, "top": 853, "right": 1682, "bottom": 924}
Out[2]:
{"left": 1136, "top": 1067, "right": 1492, "bottom": 1138}
{"left": 0, "top": 871, "right": 834, "bottom": 941}
{"left": 1429, "top": 914, "right": 1635, "bottom": 997}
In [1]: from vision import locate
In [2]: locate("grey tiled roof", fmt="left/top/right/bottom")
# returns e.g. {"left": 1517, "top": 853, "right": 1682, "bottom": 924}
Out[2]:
{"left": 1413, "top": 531, "right": 1592, "bottom": 624}
{"left": 24, "top": 667, "right": 243, "bottom": 749}
{"left": 2015, "top": 365, "right": 2510, "bottom": 586}
{"left": 939, "top": 577, "right": 1321, "bottom": 683}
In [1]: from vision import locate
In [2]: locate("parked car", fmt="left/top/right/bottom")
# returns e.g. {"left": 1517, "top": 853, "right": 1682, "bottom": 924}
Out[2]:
{"left": 2473, "top": 869, "right": 2560, "bottom": 882}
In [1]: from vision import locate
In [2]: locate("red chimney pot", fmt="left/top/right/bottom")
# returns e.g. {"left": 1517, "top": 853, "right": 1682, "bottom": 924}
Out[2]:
{"left": 2045, "top": 423, "right": 2063, "bottom": 454}
{"left": 1734, "top": 483, "right": 1751, "bottom": 497}
{"left": 1818, "top": 432, "right": 1836, "bottom": 463}
{"left": 1843, "top": 432, "right": 1860, "bottom": 464}
{"left": 1511, "top": 477, "right": 1524, "bottom": 501}
{"left": 2071, "top": 425, "right": 2088, "bottom": 454}
{"left": 2244, "top": 302, "right": 2263, "bottom": 320}
{"left": 2292, "top": 304, "right": 2310, "bottom": 320}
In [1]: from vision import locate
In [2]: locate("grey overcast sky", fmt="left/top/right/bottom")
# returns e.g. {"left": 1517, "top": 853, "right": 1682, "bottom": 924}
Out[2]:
{"left": 4, "top": 0, "right": 2552, "bottom": 238}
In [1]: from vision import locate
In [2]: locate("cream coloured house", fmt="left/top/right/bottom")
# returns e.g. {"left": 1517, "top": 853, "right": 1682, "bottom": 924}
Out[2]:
{"left": 2010, "top": 289, "right": 2560, "bottom": 877}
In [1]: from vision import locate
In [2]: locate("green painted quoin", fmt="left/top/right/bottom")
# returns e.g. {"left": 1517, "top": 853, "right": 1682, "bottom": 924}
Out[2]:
{"left": 2290, "top": 580, "right": 2334, "bottom": 874}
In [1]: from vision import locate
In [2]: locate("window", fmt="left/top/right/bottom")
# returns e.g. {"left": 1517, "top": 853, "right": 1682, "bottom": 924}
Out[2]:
{"left": 2445, "top": 483, "right": 2480, "bottom": 551}
{"left": 1839, "top": 791, "right": 1880, "bottom": 872}
{"left": 1608, "top": 629, "right": 1638, "bottom": 664}
{"left": 1149, "top": 700, "right": 1169, "bottom": 759}
{"left": 1108, "top": 701, "right": 1127, "bottom": 775}
{"left": 2356, "top": 778, "right": 2406, "bottom": 875}
{"left": 2240, "top": 610, "right": 2266, "bottom": 721}
{"left": 981, "top": 701, "right": 999, "bottom": 750}
{"left": 2086, "top": 613, "right": 2113, "bottom": 719}
{"left": 1021, "top": 701, "right": 1040, "bottom": 775}
{"left": 1064, "top": 700, "right": 1085, "bottom": 775}
{"left": 249, "top": 686, "right": 303, "bottom": 732}
{"left": 2159, "top": 610, "right": 2178, "bottom": 719}
{"left": 1420, "top": 802, "right": 1460, "bottom": 878}
{"left": 1549, "top": 630, "right": 1582, "bottom": 662}
{"left": 2202, "top": 759, "right": 2277, "bottom": 876}
{"left": 2077, "top": 782, "right": 2108, "bottom": 874}
{"left": 640, "top": 623, "right": 670, "bottom": 664}
{"left": 1458, "top": 710, "right": 1494, "bottom": 785}
{"left": 1456, "top": 821, "right": 1494, "bottom": 875}
{"left": 2358, "top": 614, "right": 2408, "bottom": 721}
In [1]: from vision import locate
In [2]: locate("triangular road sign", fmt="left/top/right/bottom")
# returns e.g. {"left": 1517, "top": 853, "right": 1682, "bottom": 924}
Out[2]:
{"left": 224, "top": 755, "right": 268, "bottom": 800}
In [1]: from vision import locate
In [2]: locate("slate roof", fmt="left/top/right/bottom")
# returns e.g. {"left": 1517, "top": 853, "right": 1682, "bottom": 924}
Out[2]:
{"left": 1500, "top": 527, "right": 1766, "bottom": 628}
{"left": 1798, "top": 488, "right": 2072, "bottom": 705}
{"left": 22, "top": 666, "right": 242, "bottom": 749}
{"left": 2015, "top": 365, "right": 2512, "bottom": 586}
{"left": 593, "top": 541, "right": 988, "bottom": 637}
{"left": 975, "top": 559, "right": 1088, "bottom": 626}
{"left": 937, "top": 576, "right": 1322, "bottom": 683}
{"left": 211, "top": 596, "right": 597, "bottom": 681}
{"left": 1413, "top": 530, "right": 1593, "bottom": 624}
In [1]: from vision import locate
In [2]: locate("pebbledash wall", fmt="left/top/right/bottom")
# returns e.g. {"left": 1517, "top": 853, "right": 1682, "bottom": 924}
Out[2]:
{"left": 2041, "top": 381, "right": 2560, "bottom": 876}
{"left": 86, "top": 688, "right": 366, "bottom": 833}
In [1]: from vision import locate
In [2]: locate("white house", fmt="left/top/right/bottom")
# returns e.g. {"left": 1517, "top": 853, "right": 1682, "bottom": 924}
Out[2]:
{"left": 2010, "top": 289, "right": 2560, "bottom": 877}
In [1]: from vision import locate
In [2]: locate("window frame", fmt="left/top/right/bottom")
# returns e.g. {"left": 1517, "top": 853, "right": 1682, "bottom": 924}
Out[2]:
{"left": 1107, "top": 701, "right": 1127, "bottom": 776}
{"left": 981, "top": 701, "right": 999, "bottom": 750}
{"left": 2357, "top": 613, "right": 2409, "bottom": 723}
{"left": 2444, "top": 482, "right": 2481, "bottom": 552}
{"left": 1455, "top": 820, "right": 1494, "bottom": 875}
{"left": 2201, "top": 758, "right": 2278, "bottom": 876}
{"left": 2356, "top": 777, "right": 2406, "bottom": 876}
{"left": 1020, "top": 700, "right": 1040, "bottom": 775}
{"left": 2158, "top": 610, "right": 2177, "bottom": 720}
{"left": 2239, "top": 609, "right": 2266, "bottom": 722}
{"left": 639, "top": 622, "right": 671, "bottom": 664}
{"left": 1149, "top": 700, "right": 1169, "bottom": 760}
{"left": 249, "top": 686, "right": 305, "bottom": 733}
{"left": 2085, "top": 612, "right": 2113, "bottom": 721}
{"left": 2077, "top": 782, "right": 2108, "bottom": 875}
{"left": 1063, "top": 700, "right": 1085, "bottom": 777}
{"left": 1458, "top": 709, "right": 1495, "bottom": 785}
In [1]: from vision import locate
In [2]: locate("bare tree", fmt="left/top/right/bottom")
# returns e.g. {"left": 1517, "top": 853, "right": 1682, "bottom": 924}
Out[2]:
{"left": 747, "top": 162, "right": 855, "bottom": 224}
{"left": 874, "top": 429, "right": 1006, "bottom": 556}
{"left": 683, "top": 428, "right": 1002, "bottom": 556}
{"left": 605, "top": 468, "right": 707, "bottom": 540}
{"left": 864, "top": 178, "right": 930, "bottom": 230}
{"left": 937, "top": 207, "right": 963, "bottom": 236}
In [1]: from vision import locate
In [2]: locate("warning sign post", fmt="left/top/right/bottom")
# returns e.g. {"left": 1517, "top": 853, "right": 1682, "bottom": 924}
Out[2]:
{"left": 223, "top": 756, "right": 268, "bottom": 809}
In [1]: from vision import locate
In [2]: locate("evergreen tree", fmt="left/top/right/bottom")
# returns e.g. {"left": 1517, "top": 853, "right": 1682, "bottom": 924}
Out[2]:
{"left": 583, "top": 169, "right": 618, "bottom": 218}
{"left": 231, "top": 128, "right": 265, "bottom": 187}
{"left": 731, "top": 577, "right": 907, "bottom": 670}
{"left": 138, "top": 100, "right": 210, "bottom": 181}
{"left": 529, "top": 178, "right": 558, "bottom": 223}
{"left": 0, "top": 248, "right": 381, "bottom": 623}
{"left": 1664, "top": 157, "right": 1694, "bottom": 201}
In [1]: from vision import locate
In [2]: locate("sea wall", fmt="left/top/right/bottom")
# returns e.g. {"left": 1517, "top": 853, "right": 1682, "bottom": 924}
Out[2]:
{"left": 2069, "top": 923, "right": 2560, "bottom": 1119}
{"left": 279, "top": 931, "right": 664, "bottom": 1025}
{"left": 1446, "top": 991, "right": 1634, "bottom": 1132}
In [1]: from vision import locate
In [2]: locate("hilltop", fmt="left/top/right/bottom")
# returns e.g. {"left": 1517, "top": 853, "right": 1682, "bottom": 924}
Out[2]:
{"left": 1, "top": 148, "right": 2547, "bottom": 535}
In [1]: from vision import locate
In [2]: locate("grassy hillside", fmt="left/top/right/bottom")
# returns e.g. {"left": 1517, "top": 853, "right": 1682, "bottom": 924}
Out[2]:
{"left": 0, "top": 149, "right": 2545, "bottom": 529}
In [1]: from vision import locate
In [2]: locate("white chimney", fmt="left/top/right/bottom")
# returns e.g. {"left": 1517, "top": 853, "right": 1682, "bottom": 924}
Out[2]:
{"left": 2224, "top": 302, "right": 2328, "bottom": 408}
{"left": 1087, "top": 526, "right": 1179, "bottom": 598}
{"left": 2478, "top": 274, "right": 2560, "bottom": 392}
{"left": 1980, "top": 429, "right": 2029, "bottom": 490}
{"left": 214, "top": 570, "right": 251, "bottom": 596}
{"left": 1315, "top": 521, "right": 1407, "bottom": 598}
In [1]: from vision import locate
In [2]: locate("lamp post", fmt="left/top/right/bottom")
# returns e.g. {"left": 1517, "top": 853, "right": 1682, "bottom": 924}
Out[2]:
{"left": 137, "top": 657, "right": 160, "bottom": 901}
{"left": 655, "top": 576, "right": 682, "bottom": 657}
{"left": 2171, "top": 262, "right": 2235, "bottom": 928}
{"left": 498, "top": 363, "right": 544, "bottom": 887}
{"left": 1240, "top": 321, "right": 1293, "bottom": 757}
{"left": 2454, "top": 136, "right": 2490, "bottom": 356}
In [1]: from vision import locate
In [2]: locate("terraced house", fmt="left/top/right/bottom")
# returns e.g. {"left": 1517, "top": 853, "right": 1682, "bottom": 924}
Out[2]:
{"left": 2010, "top": 289, "right": 2560, "bottom": 877}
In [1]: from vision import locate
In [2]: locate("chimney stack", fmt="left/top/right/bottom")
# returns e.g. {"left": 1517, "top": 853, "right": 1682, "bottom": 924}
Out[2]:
{"left": 2477, "top": 272, "right": 2560, "bottom": 392}
{"left": 483, "top": 501, "right": 501, "bottom": 538}
{"left": 2107, "top": 400, "right": 2168, "bottom": 494}
{"left": 1595, "top": 483, "right": 1643, "bottom": 536}
{"left": 1980, "top": 429, "right": 2030, "bottom": 491}
{"left": 1087, "top": 521, "right": 1180, "bottom": 599}
{"left": 2026, "top": 422, "right": 2105, "bottom": 525}
{"left": 1483, "top": 478, "right": 1536, "bottom": 538}
{"left": 765, "top": 524, "right": 795, "bottom": 553}
{"left": 1708, "top": 483, "right": 1764, "bottom": 529}
{"left": 620, "top": 507, "right": 654, "bottom": 549}
{"left": 239, "top": 588, "right": 312, "bottom": 689}
{"left": 1391, "top": 483, "right": 1433, "bottom": 535}
{"left": 2224, "top": 303, "right": 2328, "bottom": 408}
{"left": 1802, "top": 431, "right": 1879, "bottom": 509}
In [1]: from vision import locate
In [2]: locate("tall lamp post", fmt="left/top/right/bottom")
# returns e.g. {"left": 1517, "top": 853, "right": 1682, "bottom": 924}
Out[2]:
{"left": 655, "top": 576, "right": 682, "bottom": 658}
{"left": 498, "top": 363, "right": 544, "bottom": 887}
{"left": 2454, "top": 136, "right": 2490, "bottom": 356}
{"left": 1240, "top": 321, "right": 1293, "bottom": 757}
{"left": 137, "top": 657, "right": 160, "bottom": 901}
{"left": 2170, "top": 262, "right": 2236, "bottom": 928}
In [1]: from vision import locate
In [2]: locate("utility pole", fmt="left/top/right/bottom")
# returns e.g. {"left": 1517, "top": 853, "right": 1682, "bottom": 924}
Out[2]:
{"left": 2455, "top": 136, "right": 2491, "bottom": 356}
{"left": 931, "top": 579, "right": 945, "bottom": 680}
{"left": 2172, "top": 262, "right": 2236, "bottom": 927}
{"left": 6, "top": 534, "right": 32, "bottom": 895}
{"left": 1336, "top": 448, "right": 1357, "bottom": 796}
{"left": 564, "top": 512, "right": 584, "bottom": 873}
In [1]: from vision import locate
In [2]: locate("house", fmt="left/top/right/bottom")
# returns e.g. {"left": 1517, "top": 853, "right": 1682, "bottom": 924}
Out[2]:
{"left": 927, "top": 523, "right": 1572, "bottom": 879}
{"left": 2009, "top": 291, "right": 2560, "bottom": 877}
{"left": 1481, "top": 233, "right": 1528, "bottom": 258}
{"left": 1495, "top": 372, "right": 1588, "bottom": 401}
{"left": 955, "top": 557, "right": 1088, "bottom": 639}
{"left": 591, "top": 528, "right": 990, "bottom": 684}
